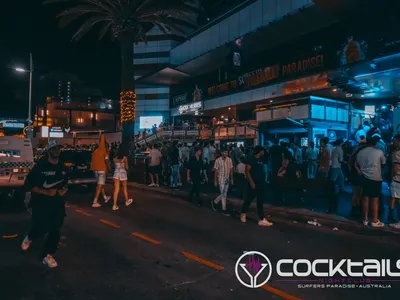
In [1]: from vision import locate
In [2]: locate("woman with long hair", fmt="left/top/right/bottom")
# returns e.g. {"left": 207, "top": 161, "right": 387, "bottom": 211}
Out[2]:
{"left": 112, "top": 146, "right": 133, "bottom": 211}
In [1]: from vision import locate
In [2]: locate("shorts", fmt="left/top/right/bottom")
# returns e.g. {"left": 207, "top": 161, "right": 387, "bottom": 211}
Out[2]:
{"left": 113, "top": 169, "right": 128, "bottom": 181}
{"left": 390, "top": 180, "right": 400, "bottom": 199}
{"left": 362, "top": 177, "right": 382, "bottom": 198}
{"left": 94, "top": 171, "right": 106, "bottom": 185}
{"left": 149, "top": 165, "right": 161, "bottom": 175}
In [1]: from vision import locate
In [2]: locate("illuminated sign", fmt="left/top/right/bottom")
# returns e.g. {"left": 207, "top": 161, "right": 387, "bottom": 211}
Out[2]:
{"left": 1, "top": 122, "right": 25, "bottom": 129}
{"left": 178, "top": 101, "right": 202, "bottom": 115}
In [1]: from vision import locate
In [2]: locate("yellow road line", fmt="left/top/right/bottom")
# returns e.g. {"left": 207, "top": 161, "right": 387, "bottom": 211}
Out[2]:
{"left": 132, "top": 232, "right": 161, "bottom": 244}
{"left": 2, "top": 234, "right": 18, "bottom": 239}
{"left": 75, "top": 209, "right": 92, "bottom": 217}
{"left": 262, "top": 284, "right": 303, "bottom": 300}
{"left": 182, "top": 251, "right": 224, "bottom": 270}
{"left": 99, "top": 219, "right": 120, "bottom": 229}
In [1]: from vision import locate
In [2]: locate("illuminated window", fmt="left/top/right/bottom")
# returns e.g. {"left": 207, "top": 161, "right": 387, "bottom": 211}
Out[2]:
{"left": 76, "top": 118, "right": 84, "bottom": 123}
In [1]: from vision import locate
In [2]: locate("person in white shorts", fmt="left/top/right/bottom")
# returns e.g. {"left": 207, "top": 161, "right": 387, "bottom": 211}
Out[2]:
{"left": 112, "top": 147, "right": 133, "bottom": 211}
{"left": 90, "top": 136, "right": 111, "bottom": 208}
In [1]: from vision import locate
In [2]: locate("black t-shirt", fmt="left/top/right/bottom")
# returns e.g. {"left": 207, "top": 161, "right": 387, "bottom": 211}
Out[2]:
{"left": 188, "top": 156, "right": 203, "bottom": 181}
{"left": 269, "top": 145, "right": 283, "bottom": 168}
{"left": 25, "top": 159, "right": 68, "bottom": 212}
{"left": 169, "top": 147, "right": 180, "bottom": 165}
{"left": 262, "top": 151, "right": 270, "bottom": 164}
{"left": 246, "top": 156, "right": 265, "bottom": 186}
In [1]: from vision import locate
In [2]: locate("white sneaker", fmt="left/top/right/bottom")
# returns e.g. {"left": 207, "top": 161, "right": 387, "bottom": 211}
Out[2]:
{"left": 240, "top": 213, "right": 247, "bottom": 223}
{"left": 104, "top": 196, "right": 111, "bottom": 203}
{"left": 148, "top": 183, "right": 156, "bottom": 187}
{"left": 155, "top": 184, "right": 159, "bottom": 187}
{"left": 371, "top": 220, "right": 384, "bottom": 228}
{"left": 125, "top": 199, "right": 133, "bottom": 206}
{"left": 21, "top": 235, "right": 32, "bottom": 251}
{"left": 362, "top": 220, "right": 369, "bottom": 226}
{"left": 258, "top": 218, "right": 273, "bottom": 227}
{"left": 92, "top": 202, "right": 101, "bottom": 208}
{"left": 112, "top": 205, "right": 119, "bottom": 211}
{"left": 42, "top": 254, "right": 58, "bottom": 268}
{"left": 389, "top": 222, "right": 400, "bottom": 229}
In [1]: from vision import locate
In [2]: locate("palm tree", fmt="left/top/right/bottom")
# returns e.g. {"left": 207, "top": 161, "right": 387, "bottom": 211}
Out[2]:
{"left": 44, "top": 0, "right": 200, "bottom": 142}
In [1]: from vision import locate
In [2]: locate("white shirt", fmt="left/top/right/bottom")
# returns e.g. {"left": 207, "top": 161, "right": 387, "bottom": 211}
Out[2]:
{"left": 214, "top": 157, "right": 233, "bottom": 184}
{"left": 356, "top": 146, "right": 386, "bottom": 181}
{"left": 149, "top": 149, "right": 162, "bottom": 166}
{"left": 331, "top": 146, "right": 343, "bottom": 169}
{"left": 305, "top": 147, "right": 318, "bottom": 160}
{"left": 236, "top": 163, "right": 245, "bottom": 174}
{"left": 208, "top": 146, "right": 216, "bottom": 162}
{"left": 202, "top": 147, "right": 209, "bottom": 163}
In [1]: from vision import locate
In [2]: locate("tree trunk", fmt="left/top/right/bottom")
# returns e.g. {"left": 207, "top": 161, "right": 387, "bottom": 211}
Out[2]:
{"left": 120, "top": 32, "right": 135, "bottom": 147}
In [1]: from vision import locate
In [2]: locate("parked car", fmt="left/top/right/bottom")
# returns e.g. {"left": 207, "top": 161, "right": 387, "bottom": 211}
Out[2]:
{"left": 59, "top": 149, "right": 96, "bottom": 189}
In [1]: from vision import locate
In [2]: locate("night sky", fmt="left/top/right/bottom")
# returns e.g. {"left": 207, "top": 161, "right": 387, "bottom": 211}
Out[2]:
{"left": 0, "top": 0, "right": 121, "bottom": 118}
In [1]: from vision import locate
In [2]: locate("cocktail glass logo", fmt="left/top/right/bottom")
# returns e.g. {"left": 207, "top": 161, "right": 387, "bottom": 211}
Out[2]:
{"left": 235, "top": 251, "right": 272, "bottom": 288}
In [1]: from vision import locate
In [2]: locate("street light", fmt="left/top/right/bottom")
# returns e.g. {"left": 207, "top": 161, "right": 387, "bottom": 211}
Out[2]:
{"left": 14, "top": 53, "right": 33, "bottom": 125}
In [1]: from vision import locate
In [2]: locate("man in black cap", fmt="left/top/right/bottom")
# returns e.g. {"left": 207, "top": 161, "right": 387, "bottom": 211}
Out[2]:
{"left": 240, "top": 145, "right": 273, "bottom": 227}
{"left": 21, "top": 140, "right": 69, "bottom": 268}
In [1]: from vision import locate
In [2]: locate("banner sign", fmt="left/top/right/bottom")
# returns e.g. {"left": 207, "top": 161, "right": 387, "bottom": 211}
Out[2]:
{"left": 174, "top": 130, "right": 186, "bottom": 136}
{"left": 186, "top": 130, "right": 199, "bottom": 136}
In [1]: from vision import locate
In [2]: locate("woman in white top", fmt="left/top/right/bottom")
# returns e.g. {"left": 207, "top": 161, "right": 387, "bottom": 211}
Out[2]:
{"left": 112, "top": 147, "right": 133, "bottom": 211}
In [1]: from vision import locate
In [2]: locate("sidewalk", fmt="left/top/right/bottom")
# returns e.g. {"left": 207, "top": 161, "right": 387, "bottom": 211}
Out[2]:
{"left": 118, "top": 180, "right": 400, "bottom": 237}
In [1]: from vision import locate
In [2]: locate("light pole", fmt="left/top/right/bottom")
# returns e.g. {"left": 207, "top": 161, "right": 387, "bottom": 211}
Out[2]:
{"left": 15, "top": 53, "right": 34, "bottom": 125}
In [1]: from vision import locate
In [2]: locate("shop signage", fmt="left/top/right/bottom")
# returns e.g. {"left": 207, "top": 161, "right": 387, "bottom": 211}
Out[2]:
{"left": 207, "top": 54, "right": 324, "bottom": 97}
{"left": 146, "top": 135, "right": 157, "bottom": 142}
{"left": 186, "top": 130, "right": 199, "bottom": 136}
{"left": 0, "top": 122, "right": 25, "bottom": 129}
{"left": 178, "top": 101, "right": 203, "bottom": 115}
{"left": 174, "top": 130, "right": 186, "bottom": 136}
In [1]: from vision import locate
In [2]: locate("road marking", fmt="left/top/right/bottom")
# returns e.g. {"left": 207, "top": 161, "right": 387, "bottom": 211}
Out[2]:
{"left": 2, "top": 234, "right": 18, "bottom": 239}
{"left": 76, "top": 209, "right": 92, "bottom": 217}
{"left": 99, "top": 219, "right": 120, "bottom": 229}
{"left": 262, "top": 284, "right": 302, "bottom": 300}
{"left": 132, "top": 232, "right": 161, "bottom": 244}
{"left": 182, "top": 251, "right": 224, "bottom": 271}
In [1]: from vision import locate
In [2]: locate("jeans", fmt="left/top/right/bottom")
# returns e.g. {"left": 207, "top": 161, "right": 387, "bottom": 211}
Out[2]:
{"left": 330, "top": 167, "right": 345, "bottom": 191}
{"left": 170, "top": 164, "right": 180, "bottom": 187}
{"left": 28, "top": 206, "right": 64, "bottom": 259}
{"left": 241, "top": 183, "right": 265, "bottom": 220}
{"left": 214, "top": 181, "right": 229, "bottom": 210}
{"left": 263, "top": 164, "right": 270, "bottom": 183}
{"left": 307, "top": 161, "right": 317, "bottom": 179}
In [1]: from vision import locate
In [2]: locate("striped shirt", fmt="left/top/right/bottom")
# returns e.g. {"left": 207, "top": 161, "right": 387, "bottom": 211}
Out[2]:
{"left": 214, "top": 157, "right": 233, "bottom": 184}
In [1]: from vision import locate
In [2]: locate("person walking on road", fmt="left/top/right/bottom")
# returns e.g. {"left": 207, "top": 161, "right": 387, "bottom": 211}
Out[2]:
{"left": 21, "top": 140, "right": 69, "bottom": 268}
{"left": 112, "top": 147, "right": 133, "bottom": 211}
{"left": 90, "top": 134, "right": 111, "bottom": 208}
{"left": 240, "top": 145, "right": 273, "bottom": 227}
{"left": 187, "top": 146, "right": 203, "bottom": 207}
{"left": 211, "top": 148, "right": 233, "bottom": 216}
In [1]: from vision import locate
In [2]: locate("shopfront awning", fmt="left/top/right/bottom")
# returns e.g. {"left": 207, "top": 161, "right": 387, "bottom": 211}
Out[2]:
{"left": 259, "top": 118, "right": 308, "bottom": 133}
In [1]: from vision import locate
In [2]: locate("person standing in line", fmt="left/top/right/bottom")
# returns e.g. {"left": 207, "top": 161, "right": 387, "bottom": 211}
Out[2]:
{"left": 263, "top": 143, "right": 271, "bottom": 183}
{"left": 148, "top": 143, "right": 162, "bottom": 187}
{"left": 330, "top": 140, "right": 345, "bottom": 192}
{"left": 160, "top": 141, "right": 170, "bottom": 185}
{"left": 21, "top": 140, "right": 69, "bottom": 268}
{"left": 112, "top": 147, "right": 133, "bottom": 211}
{"left": 211, "top": 148, "right": 233, "bottom": 216}
{"left": 389, "top": 134, "right": 400, "bottom": 228}
{"left": 187, "top": 146, "right": 203, "bottom": 207}
{"left": 305, "top": 141, "right": 318, "bottom": 179}
{"left": 240, "top": 145, "right": 273, "bottom": 227}
{"left": 90, "top": 134, "right": 111, "bottom": 208}
{"left": 208, "top": 140, "right": 217, "bottom": 182}
{"left": 168, "top": 140, "right": 180, "bottom": 188}
{"left": 355, "top": 136, "right": 385, "bottom": 227}
{"left": 202, "top": 142, "right": 209, "bottom": 184}
{"left": 348, "top": 139, "right": 366, "bottom": 217}
{"left": 269, "top": 138, "right": 283, "bottom": 182}
{"left": 318, "top": 139, "right": 330, "bottom": 179}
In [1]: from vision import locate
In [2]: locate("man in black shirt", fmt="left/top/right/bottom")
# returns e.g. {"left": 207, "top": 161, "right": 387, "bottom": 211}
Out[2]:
{"left": 169, "top": 140, "right": 180, "bottom": 188}
{"left": 187, "top": 146, "right": 203, "bottom": 206}
{"left": 240, "top": 145, "right": 273, "bottom": 227}
{"left": 269, "top": 138, "right": 283, "bottom": 182}
{"left": 21, "top": 140, "right": 68, "bottom": 268}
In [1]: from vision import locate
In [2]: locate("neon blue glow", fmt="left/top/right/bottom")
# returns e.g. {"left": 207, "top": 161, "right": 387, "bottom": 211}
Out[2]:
{"left": 354, "top": 67, "right": 400, "bottom": 79}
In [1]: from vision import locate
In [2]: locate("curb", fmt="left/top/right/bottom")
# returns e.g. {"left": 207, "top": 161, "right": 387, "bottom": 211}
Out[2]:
{"left": 114, "top": 180, "right": 400, "bottom": 237}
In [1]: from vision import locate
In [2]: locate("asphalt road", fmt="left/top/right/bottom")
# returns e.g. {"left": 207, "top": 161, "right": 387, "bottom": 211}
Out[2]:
{"left": 1, "top": 184, "right": 400, "bottom": 300}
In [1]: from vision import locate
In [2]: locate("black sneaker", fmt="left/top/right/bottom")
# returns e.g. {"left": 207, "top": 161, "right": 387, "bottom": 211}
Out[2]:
{"left": 221, "top": 210, "right": 230, "bottom": 217}
{"left": 211, "top": 200, "right": 217, "bottom": 211}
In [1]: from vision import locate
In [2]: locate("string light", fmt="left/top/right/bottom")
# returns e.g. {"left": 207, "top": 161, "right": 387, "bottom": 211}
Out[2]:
{"left": 120, "top": 90, "right": 136, "bottom": 123}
